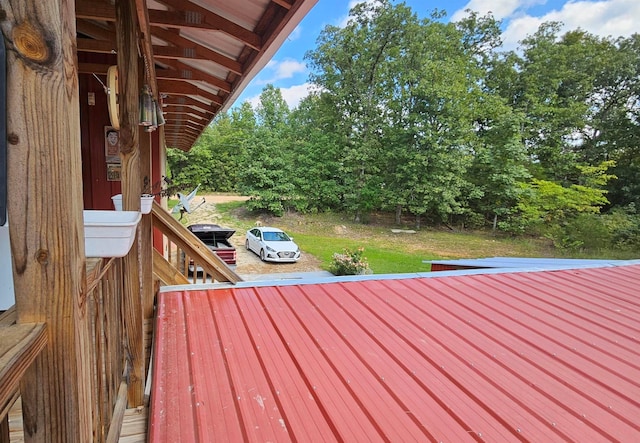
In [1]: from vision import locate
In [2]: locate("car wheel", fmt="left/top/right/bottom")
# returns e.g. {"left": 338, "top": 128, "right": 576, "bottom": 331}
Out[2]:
{"left": 259, "top": 249, "right": 265, "bottom": 261}
{"left": 245, "top": 239, "right": 250, "bottom": 251}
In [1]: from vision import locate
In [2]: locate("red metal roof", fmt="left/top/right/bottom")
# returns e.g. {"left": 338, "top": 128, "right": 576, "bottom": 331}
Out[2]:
{"left": 149, "top": 264, "right": 640, "bottom": 442}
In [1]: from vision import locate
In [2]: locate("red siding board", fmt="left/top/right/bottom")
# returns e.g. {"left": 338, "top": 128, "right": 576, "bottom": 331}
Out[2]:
{"left": 150, "top": 264, "right": 640, "bottom": 442}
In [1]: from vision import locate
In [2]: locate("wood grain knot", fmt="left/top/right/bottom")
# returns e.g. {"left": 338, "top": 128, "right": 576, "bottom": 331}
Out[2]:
{"left": 12, "top": 22, "right": 50, "bottom": 63}
{"left": 36, "top": 249, "right": 49, "bottom": 265}
{"left": 7, "top": 133, "right": 19, "bottom": 145}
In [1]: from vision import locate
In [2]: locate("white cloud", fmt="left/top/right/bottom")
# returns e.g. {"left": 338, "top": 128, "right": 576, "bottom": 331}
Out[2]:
{"left": 339, "top": 0, "right": 382, "bottom": 27}
{"left": 287, "top": 25, "right": 303, "bottom": 42}
{"left": 280, "top": 83, "right": 314, "bottom": 108}
{"left": 246, "top": 83, "right": 315, "bottom": 110}
{"left": 452, "top": 0, "right": 544, "bottom": 22}
{"left": 257, "top": 59, "right": 307, "bottom": 85}
{"left": 453, "top": 0, "right": 640, "bottom": 51}
{"left": 502, "top": 0, "right": 640, "bottom": 50}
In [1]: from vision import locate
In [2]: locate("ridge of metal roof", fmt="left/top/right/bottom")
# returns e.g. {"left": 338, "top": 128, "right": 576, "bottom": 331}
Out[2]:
{"left": 150, "top": 263, "right": 640, "bottom": 441}
{"left": 159, "top": 259, "right": 640, "bottom": 292}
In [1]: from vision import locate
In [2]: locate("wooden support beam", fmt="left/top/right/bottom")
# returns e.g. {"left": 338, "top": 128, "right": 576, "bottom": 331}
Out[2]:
{"left": 4, "top": 1, "right": 93, "bottom": 440}
{"left": 139, "top": 126, "right": 155, "bottom": 322}
{"left": 115, "top": 0, "right": 145, "bottom": 408}
{"left": 76, "top": 19, "right": 116, "bottom": 41}
{"left": 77, "top": 37, "right": 116, "bottom": 54}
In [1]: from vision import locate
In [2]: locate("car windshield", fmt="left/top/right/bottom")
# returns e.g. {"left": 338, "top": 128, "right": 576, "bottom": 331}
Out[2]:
{"left": 263, "top": 231, "right": 290, "bottom": 242}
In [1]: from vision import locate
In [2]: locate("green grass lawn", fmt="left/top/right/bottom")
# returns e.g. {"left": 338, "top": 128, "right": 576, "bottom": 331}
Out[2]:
{"left": 200, "top": 199, "right": 637, "bottom": 274}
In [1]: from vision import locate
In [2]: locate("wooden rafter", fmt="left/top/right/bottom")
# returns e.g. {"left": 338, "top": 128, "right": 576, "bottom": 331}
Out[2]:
{"left": 162, "top": 95, "right": 216, "bottom": 112}
{"left": 156, "top": 59, "right": 231, "bottom": 93}
{"left": 150, "top": 26, "right": 243, "bottom": 75}
{"left": 157, "top": 79, "right": 223, "bottom": 106}
{"left": 75, "top": 0, "right": 261, "bottom": 50}
{"left": 163, "top": 105, "right": 212, "bottom": 121}
{"left": 154, "top": 0, "right": 261, "bottom": 49}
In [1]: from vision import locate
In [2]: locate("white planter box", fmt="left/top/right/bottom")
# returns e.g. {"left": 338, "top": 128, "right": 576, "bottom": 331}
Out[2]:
{"left": 112, "top": 194, "right": 155, "bottom": 214}
{"left": 140, "top": 194, "right": 154, "bottom": 214}
{"left": 84, "top": 210, "right": 141, "bottom": 257}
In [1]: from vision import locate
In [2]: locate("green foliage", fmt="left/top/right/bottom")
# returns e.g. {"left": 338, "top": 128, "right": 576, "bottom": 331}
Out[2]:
{"left": 602, "top": 206, "right": 640, "bottom": 251}
{"left": 506, "top": 178, "right": 610, "bottom": 235}
{"left": 165, "top": 3, "right": 640, "bottom": 252}
{"left": 329, "top": 247, "right": 372, "bottom": 276}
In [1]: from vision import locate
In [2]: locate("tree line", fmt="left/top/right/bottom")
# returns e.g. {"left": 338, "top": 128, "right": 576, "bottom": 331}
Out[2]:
{"left": 168, "top": 0, "right": 640, "bottom": 252}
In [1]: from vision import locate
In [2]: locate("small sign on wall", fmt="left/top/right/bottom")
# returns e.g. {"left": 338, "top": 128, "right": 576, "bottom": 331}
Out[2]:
{"left": 105, "top": 126, "right": 120, "bottom": 163}
{"left": 107, "top": 163, "right": 121, "bottom": 182}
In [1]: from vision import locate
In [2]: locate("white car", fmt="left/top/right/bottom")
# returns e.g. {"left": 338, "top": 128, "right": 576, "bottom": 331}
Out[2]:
{"left": 246, "top": 227, "right": 301, "bottom": 262}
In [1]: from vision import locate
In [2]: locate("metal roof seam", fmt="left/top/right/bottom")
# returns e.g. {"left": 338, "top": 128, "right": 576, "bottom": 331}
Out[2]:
{"left": 396, "top": 277, "right": 634, "bottom": 440}
{"left": 424, "top": 276, "right": 640, "bottom": 437}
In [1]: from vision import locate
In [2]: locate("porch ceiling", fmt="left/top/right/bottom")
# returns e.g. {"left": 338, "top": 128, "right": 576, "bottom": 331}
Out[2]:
{"left": 75, "top": 0, "right": 316, "bottom": 151}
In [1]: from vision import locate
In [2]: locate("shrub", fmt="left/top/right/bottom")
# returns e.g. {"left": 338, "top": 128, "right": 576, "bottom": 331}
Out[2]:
{"left": 329, "top": 247, "right": 372, "bottom": 276}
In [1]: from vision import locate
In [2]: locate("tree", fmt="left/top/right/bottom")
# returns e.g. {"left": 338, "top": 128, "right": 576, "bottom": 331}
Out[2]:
{"left": 237, "top": 86, "right": 297, "bottom": 215}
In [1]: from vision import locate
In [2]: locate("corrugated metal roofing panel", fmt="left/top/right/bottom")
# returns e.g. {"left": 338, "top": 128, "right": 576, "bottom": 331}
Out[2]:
{"left": 149, "top": 264, "right": 640, "bottom": 441}
{"left": 429, "top": 256, "right": 625, "bottom": 270}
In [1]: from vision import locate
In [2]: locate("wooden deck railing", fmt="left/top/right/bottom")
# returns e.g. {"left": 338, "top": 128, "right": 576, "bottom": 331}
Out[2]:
{"left": 3, "top": 257, "right": 139, "bottom": 443}
{"left": 85, "top": 257, "right": 128, "bottom": 442}
{"left": 150, "top": 202, "right": 242, "bottom": 285}
{"left": 0, "top": 307, "right": 47, "bottom": 442}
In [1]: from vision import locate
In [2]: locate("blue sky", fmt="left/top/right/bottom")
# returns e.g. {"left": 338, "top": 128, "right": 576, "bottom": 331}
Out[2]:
{"left": 236, "top": 0, "right": 639, "bottom": 109}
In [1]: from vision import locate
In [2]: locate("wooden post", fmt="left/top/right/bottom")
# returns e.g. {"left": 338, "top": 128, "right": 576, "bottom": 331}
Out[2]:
{"left": 115, "top": 0, "right": 145, "bottom": 406}
{"left": 140, "top": 131, "right": 154, "bottom": 321}
{"left": 4, "top": 1, "right": 93, "bottom": 441}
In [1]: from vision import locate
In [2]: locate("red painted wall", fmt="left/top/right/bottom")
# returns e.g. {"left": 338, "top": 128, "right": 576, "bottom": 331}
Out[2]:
{"left": 79, "top": 53, "right": 165, "bottom": 252}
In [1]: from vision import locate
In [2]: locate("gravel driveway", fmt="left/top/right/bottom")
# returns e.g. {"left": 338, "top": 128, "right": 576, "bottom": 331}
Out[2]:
{"left": 179, "top": 194, "right": 326, "bottom": 279}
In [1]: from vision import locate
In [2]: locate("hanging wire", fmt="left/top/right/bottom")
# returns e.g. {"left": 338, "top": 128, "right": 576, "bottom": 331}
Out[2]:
{"left": 92, "top": 73, "right": 108, "bottom": 94}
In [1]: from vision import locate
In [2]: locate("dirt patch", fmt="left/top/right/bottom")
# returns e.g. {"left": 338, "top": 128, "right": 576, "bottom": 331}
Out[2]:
{"left": 179, "top": 194, "right": 324, "bottom": 276}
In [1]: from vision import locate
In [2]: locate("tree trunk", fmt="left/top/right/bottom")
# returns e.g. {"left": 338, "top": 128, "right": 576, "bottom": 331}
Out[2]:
{"left": 395, "top": 205, "right": 402, "bottom": 225}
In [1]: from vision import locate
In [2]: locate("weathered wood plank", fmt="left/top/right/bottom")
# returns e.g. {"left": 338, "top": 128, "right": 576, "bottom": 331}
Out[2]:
{"left": 105, "top": 381, "right": 128, "bottom": 443}
{"left": 0, "top": 323, "right": 47, "bottom": 419}
{"left": 118, "top": 406, "right": 148, "bottom": 443}
{"left": 115, "top": 0, "right": 145, "bottom": 408}
{"left": 4, "top": 0, "right": 93, "bottom": 440}
{"left": 152, "top": 249, "right": 190, "bottom": 285}
{"left": 151, "top": 202, "right": 242, "bottom": 283}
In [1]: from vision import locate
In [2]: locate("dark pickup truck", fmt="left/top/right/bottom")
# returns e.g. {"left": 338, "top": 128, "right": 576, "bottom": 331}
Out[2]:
{"left": 187, "top": 223, "right": 237, "bottom": 266}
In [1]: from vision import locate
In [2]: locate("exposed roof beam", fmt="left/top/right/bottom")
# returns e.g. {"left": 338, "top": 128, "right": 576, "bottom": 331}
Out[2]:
{"left": 77, "top": 38, "right": 116, "bottom": 54}
{"left": 156, "top": 60, "right": 231, "bottom": 93}
{"left": 155, "top": 0, "right": 261, "bottom": 50}
{"left": 164, "top": 119, "right": 205, "bottom": 131}
{"left": 78, "top": 62, "right": 110, "bottom": 75}
{"left": 157, "top": 79, "right": 223, "bottom": 106}
{"left": 272, "top": 0, "right": 293, "bottom": 9}
{"left": 163, "top": 106, "right": 212, "bottom": 121}
{"left": 76, "top": 19, "right": 115, "bottom": 41}
{"left": 162, "top": 95, "right": 216, "bottom": 113}
{"left": 151, "top": 26, "right": 243, "bottom": 75}
{"left": 76, "top": 0, "right": 261, "bottom": 50}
